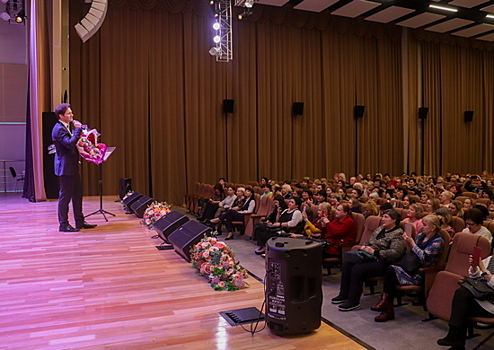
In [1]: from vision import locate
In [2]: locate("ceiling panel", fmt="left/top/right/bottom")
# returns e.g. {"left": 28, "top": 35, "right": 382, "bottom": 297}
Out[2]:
{"left": 331, "top": 0, "right": 381, "bottom": 18}
{"left": 452, "top": 22, "right": 494, "bottom": 36}
{"left": 425, "top": 18, "right": 474, "bottom": 32}
{"left": 476, "top": 31, "right": 494, "bottom": 39}
{"left": 256, "top": 0, "right": 290, "bottom": 6}
{"left": 448, "top": 0, "right": 490, "bottom": 8}
{"left": 294, "top": 0, "right": 339, "bottom": 13}
{"left": 365, "top": 6, "right": 415, "bottom": 23}
{"left": 396, "top": 12, "right": 446, "bottom": 28}
{"left": 480, "top": 4, "right": 494, "bottom": 11}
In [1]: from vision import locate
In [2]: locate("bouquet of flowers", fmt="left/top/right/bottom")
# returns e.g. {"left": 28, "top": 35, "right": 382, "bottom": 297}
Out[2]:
{"left": 141, "top": 201, "right": 171, "bottom": 229}
{"left": 190, "top": 236, "right": 249, "bottom": 291}
{"left": 76, "top": 126, "right": 107, "bottom": 164}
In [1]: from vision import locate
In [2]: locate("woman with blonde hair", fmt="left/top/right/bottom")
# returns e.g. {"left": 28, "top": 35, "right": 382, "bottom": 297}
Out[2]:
{"left": 435, "top": 207, "right": 454, "bottom": 237}
{"left": 281, "top": 184, "right": 293, "bottom": 200}
{"left": 425, "top": 197, "right": 441, "bottom": 215}
{"left": 302, "top": 202, "right": 332, "bottom": 239}
{"left": 363, "top": 200, "right": 379, "bottom": 218}
{"left": 372, "top": 214, "right": 444, "bottom": 322}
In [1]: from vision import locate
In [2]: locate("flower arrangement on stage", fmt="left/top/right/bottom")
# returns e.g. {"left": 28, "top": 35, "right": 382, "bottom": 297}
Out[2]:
{"left": 190, "top": 236, "right": 249, "bottom": 291}
{"left": 141, "top": 201, "right": 171, "bottom": 229}
{"left": 76, "top": 126, "right": 107, "bottom": 164}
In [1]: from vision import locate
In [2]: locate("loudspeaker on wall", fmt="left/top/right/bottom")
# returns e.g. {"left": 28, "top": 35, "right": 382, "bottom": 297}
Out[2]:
{"left": 223, "top": 99, "right": 234, "bottom": 114}
{"left": 354, "top": 105, "right": 365, "bottom": 119}
{"left": 464, "top": 111, "right": 474, "bottom": 123}
{"left": 292, "top": 102, "right": 304, "bottom": 116}
{"left": 167, "top": 221, "right": 212, "bottom": 261}
{"left": 418, "top": 107, "right": 429, "bottom": 120}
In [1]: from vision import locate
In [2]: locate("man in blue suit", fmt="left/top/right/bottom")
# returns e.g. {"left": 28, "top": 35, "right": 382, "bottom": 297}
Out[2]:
{"left": 52, "top": 103, "right": 97, "bottom": 232}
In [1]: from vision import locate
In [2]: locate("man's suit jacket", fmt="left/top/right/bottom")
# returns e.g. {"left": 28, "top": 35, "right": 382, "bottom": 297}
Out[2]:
{"left": 51, "top": 121, "right": 83, "bottom": 176}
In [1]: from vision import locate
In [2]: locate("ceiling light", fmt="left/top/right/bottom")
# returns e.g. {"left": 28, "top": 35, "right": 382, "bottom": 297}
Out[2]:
{"left": 429, "top": 4, "right": 457, "bottom": 13}
{"left": 244, "top": 0, "right": 254, "bottom": 8}
{"left": 487, "top": 14, "right": 494, "bottom": 19}
{"left": 213, "top": 22, "right": 220, "bottom": 30}
{"left": 213, "top": 35, "right": 221, "bottom": 43}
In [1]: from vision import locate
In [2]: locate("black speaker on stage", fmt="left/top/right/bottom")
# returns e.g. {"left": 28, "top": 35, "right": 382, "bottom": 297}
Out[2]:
{"left": 354, "top": 105, "right": 365, "bottom": 119}
{"left": 292, "top": 102, "right": 304, "bottom": 116}
{"left": 119, "top": 178, "right": 132, "bottom": 200}
{"left": 223, "top": 99, "right": 234, "bottom": 114}
{"left": 122, "top": 192, "right": 142, "bottom": 211}
{"left": 418, "top": 107, "right": 429, "bottom": 120}
{"left": 153, "top": 210, "right": 189, "bottom": 242}
{"left": 168, "top": 221, "right": 212, "bottom": 261}
{"left": 131, "top": 195, "right": 154, "bottom": 218}
{"left": 464, "top": 110, "right": 474, "bottom": 123}
{"left": 265, "top": 237, "right": 322, "bottom": 336}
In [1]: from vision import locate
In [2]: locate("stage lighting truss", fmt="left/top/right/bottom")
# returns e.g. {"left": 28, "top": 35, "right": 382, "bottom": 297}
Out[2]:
{"left": 210, "top": 0, "right": 232, "bottom": 63}
{"left": 1, "top": 0, "right": 26, "bottom": 25}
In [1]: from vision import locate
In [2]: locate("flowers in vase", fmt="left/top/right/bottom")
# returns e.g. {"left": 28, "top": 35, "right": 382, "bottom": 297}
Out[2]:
{"left": 190, "top": 236, "right": 249, "bottom": 291}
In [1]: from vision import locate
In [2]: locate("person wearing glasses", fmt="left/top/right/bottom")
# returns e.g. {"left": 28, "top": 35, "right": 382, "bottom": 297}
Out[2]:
{"left": 462, "top": 208, "right": 492, "bottom": 244}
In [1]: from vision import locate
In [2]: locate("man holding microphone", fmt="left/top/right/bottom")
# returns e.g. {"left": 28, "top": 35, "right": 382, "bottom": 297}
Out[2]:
{"left": 52, "top": 103, "right": 96, "bottom": 232}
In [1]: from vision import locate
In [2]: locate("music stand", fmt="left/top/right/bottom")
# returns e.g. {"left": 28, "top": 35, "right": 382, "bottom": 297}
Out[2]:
{"left": 85, "top": 146, "right": 116, "bottom": 221}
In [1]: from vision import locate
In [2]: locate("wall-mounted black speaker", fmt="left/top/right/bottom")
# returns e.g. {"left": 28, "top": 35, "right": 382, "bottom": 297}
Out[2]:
{"left": 168, "top": 221, "right": 212, "bottom": 261}
{"left": 42, "top": 112, "right": 60, "bottom": 199}
{"left": 153, "top": 210, "right": 189, "bottom": 243}
{"left": 418, "top": 107, "right": 429, "bottom": 120}
{"left": 119, "top": 178, "right": 132, "bottom": 200}
{"left": 122, "top": 192, "right": 142, "bottom": 210}
{"left": 223, "top": 99, "right": 234, "bottom": 114}
{"left": 354, "top": 105, "right": 365, "bottom": 119}
{"left": 292, "top": 102, "right": 304, "bottom": 116}
{"left": 265, "top": 237, "right": 322, "bottom": 336}
{"left": 464, "top": 111, "right": 474, "bottom": 123}
{"left": 130, "top": 195, "right": 154, "bottom": 218}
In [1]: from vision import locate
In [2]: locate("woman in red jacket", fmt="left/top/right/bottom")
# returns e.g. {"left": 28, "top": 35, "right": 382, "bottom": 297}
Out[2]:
{"left": 323, "top": 201, "right": 357, "bottom": 258}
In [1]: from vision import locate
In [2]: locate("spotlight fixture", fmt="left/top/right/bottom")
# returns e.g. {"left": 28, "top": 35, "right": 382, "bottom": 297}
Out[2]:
{"left": 0, "top": 0, "right": 8, "bottom": 4}
{"left": 238, "top": 9, "right": 252, "bottom": 20}
{"left": 0, "top": 12, "right": 8, "bottom": 21}
{"left": 2, "top": 0, "right": 26, "bottom": 25}
{"left": 487, "top": 14, "right": 494, "bottom": 19}
{"left": 209, "top": 47, "right": 222, "bottom": 56}
{"left": 15, "top": 10, "right": 24, "bottom": 23}
{"left": 244, "top": 0, "right": 254, "bottom": 8}
{"left": 213, "top": 35, "right": 221, "bottom": 43}
{"left": 213, "top": 22, "right": 220, "bottom": 30}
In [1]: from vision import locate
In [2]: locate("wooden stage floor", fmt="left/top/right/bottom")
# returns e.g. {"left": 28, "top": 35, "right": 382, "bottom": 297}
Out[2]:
{"left": 0, "top": 194, "right": 366, "bottom": 350}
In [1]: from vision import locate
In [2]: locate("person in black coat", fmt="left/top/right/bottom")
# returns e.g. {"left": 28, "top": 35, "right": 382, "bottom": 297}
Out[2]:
{"left": 52, "top": 103, "right": 96, "bottom": 232}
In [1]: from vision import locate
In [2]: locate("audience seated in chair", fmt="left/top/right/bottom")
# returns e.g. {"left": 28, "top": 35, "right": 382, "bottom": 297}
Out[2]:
{"left": 371, "top": 215, "right": 444, "bottom": 322}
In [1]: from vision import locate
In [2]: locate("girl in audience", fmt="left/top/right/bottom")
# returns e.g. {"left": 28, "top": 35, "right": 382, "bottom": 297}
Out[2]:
{"left": 209, "top": 187, "right": 255, "bottom": 240}
{"left": 435, "top": 207, "right": 455, "bottom": 237}
{"left": 322, "top": 202, "right": 357, "bottom": 259}
{"left": 302, "top": 202, "right": 332, "bottom": 239}
{"left": 403, "top": 203, "right": 425, "bottom": 235}
{"left": 402, "top": 194, "right": 418, "bottom": 210}
{"left": 437, "top": 252, "right": 494, "bottom": 349}
{"left": 448, "top": 200, "right": 464, "bottom": 218}
{"left": 332, "top": 209, "right": 406, "bottom": 311}
{"left": 254, "top": 197, "right": 304, "bottom": 255}
{"left": 372, "top": 215, "right": 444, "bottom": 322}
{"left": 425, "top": 197, "right": 441, "bottom": 215}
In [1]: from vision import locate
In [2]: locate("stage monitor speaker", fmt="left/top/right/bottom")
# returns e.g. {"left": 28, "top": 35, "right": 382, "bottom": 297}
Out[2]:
{"left": 153, "top": 210, "right": 189, "bottom": 242}
{"left": 418, "top": 107, "right": 429, "bottom": 120}
{"left": 354, "top": 105, "right": 365, "bottom": 119}
{"left": 464, "top": 111, "right": 474, "bottom": 123}
{"left": 223, "top": 99, "right": 234, "bottom": 114}
{"left": 292, "top": 102, "right": 304, "bottom": 116}
{"left": 119, "top": 178, "right": 132, "bottom": 200}
{"left": 42, "top": 112, "right": 60, "bottom": 199}
{"left": 131, "top": 195, "right": 154, "bottom": 218}
{"left": 122, "top": 192, "right": 142, "bottom": 210}
{"left": 168, "top": 220, "right": 212, "bottom": 261}
{"left": 265, "top": 237, "right": 322, "bottom": 336}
